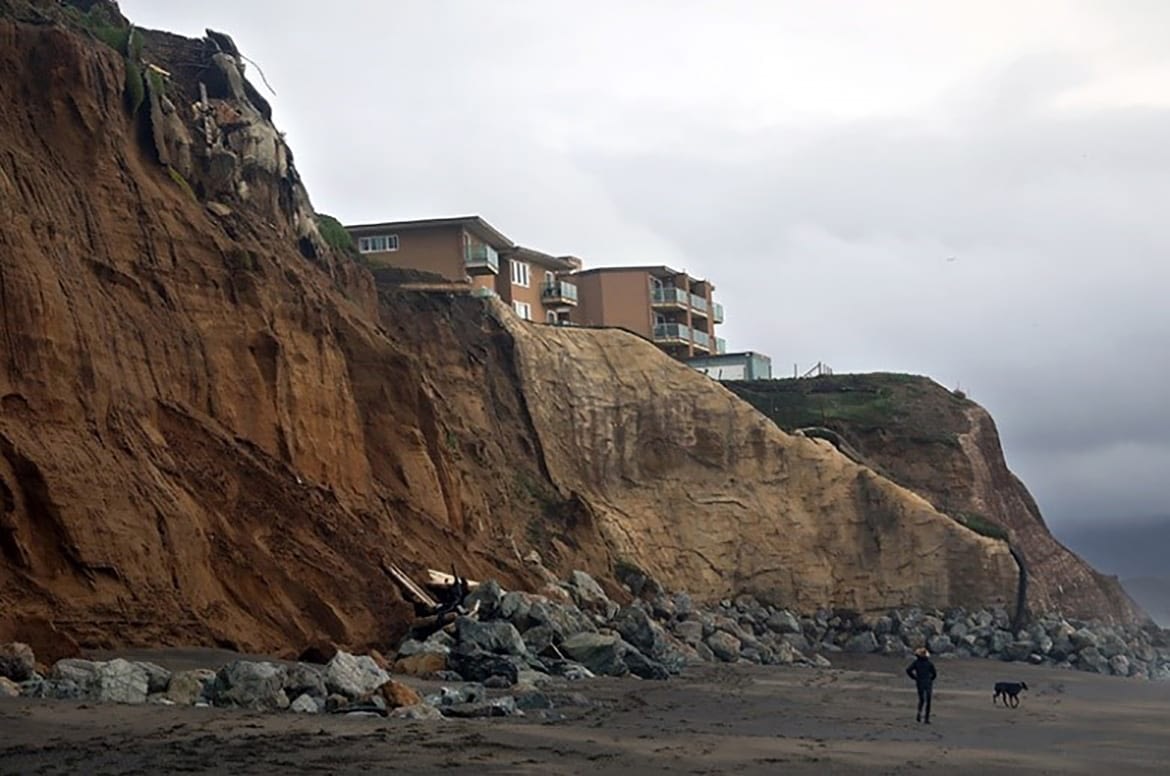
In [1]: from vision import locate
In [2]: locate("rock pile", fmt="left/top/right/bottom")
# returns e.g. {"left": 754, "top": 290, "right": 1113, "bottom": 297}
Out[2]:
{"left": 800, "top": 606, "right": 1170, "bottom": 680}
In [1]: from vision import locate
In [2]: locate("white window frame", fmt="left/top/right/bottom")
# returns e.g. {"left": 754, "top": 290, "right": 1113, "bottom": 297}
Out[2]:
{"left": 547, "top": 310, "right": 558, "bottom": 323}
{"left": 358, "top": 234, "right": 399, "bottom": 253}
{"left": 513, "top": 301, "right": 532, "bottom": 320}
{"left": 510, "top": 260, "right": 530, "bottom": 288}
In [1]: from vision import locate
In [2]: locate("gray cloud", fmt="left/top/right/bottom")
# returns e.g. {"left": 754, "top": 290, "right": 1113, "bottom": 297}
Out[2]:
{"left": 121, "top": 1, "right": 1170, "bottom": 528}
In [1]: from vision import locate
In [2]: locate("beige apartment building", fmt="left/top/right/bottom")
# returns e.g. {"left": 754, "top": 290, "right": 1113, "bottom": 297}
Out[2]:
{"left": 344, "top": 215, "right": 580, "bottom": 322}
{"left": 569, "top": 266, "right": 726, "bottom": 359}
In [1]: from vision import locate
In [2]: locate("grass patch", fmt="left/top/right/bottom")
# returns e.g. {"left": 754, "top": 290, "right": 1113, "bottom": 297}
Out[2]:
{"left": 953, "top": 511, "right": 1010, "bottom": 541}
{"left": 167, "top": 166, "right": 196, "bottom": 201}
{"left": 315, "top": 214, "right": 356, "bottom": 254}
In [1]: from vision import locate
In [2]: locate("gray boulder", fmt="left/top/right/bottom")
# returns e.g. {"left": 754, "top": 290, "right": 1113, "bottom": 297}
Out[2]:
{"left": 463, "top": 579, "right": 505, "bottom": 619}
{"left": 390, "top": 703, "right": 445, "bottom": 720}
{"left": 135, "top": 662, "right": 171, "bottom": 695}
{"left": 324, "top": 652, "right": 390, "bottom": 699}
{"left": 1003, "top": 641, "right": 1034, "bottom": 662}
{"left": 706, "top": 631, "right": 742, "bottom": 662}
{"left": 456, "top": 617, "right": 528, "bottom": 656}
{"left": 565, "top": 570, "right": 617, "bottom": 619}
{"left": 284, "top": 663, "right": 327, "bottom": 700}
{"left": 397, "top": 638, "right": 450, "bottom": 657}
{"left": 1109, "top": 654, "right": 1132, "bottom": 677}
{"left": 879, "top": 635, "right": 908, "bottom": 657}
{"left": 91, "top": 659, "right": 150, "bottom": 704}
{"left": 448, "top": 646, "right": 521, "bottom": 685}
{"left": 620, "top": 642, "right": 669, "bottom": 680}
{"left": 0, "top": 677, "right": 20, "bottom": 697}
{"left": 990, "top": 630, "right": 1013, "bottom": 655}
{"left": 529, "top": 601, "right": 596, "bottom": 640}
{"left": 290, "top": 693, "right": 321, "bottom": 713}
{"left": 673, "top": 620, "right": 704, "bottom": 645}
{"left": 845, "top": 632, "right": 879, "bottom": 654}
{"left": 51, "top": 658, "right": 101, "bottom": 691}
{"left": 164, "top": 669, "right": 216, "bottom": 705}
{"left": 0, "top": 643, "right": 36, "bottom": 682}
{"left": 1071, "top": 628, "right": 1100, "bottom": 650}
{"left": 613, "top": 606, "right": 667, "bottom": 657}
{"left": 522, "top": 625, "right": 557, "bottom": 655}
{"left": 560, "top": 633, "right": 628, "bottom": 677}
{"left": 927, "top": 635, "right": 954, "bottom": 655}
{"left": 213, "top": 661, "right": 290, "bottom": 710}
{"left": 20, "top": 678, "right": 83, "bottom": 700}
{"left": 440, "top": 696, "right": 521, "bottom": 718}
{"left": 766, "top": 610, "right": 802, "bottom": 635}
{"left": 1079, "top": 647, "right": 1109, "bottom": 674}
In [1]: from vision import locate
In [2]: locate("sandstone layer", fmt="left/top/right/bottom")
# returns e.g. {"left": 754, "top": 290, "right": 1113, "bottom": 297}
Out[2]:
{"left": 726, "top": 375, "right": 1145, "bottom": 623}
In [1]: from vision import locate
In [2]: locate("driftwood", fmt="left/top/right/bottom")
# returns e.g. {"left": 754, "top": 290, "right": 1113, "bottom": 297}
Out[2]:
{"left": 383, "top": 562, "right": 439, "bottom": 611}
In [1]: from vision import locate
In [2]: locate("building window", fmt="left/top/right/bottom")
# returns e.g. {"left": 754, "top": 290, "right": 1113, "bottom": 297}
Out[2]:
{"left": 510, "top": 260, "right": 530, "bottom": 288}
{"left": 547, "top": 310, "right": 557, "bottom": 323}
{"left": 358, "top": 234, "right": 399, "bottom": 253}
{"left": 513, "top": 301, "right": 532, "bottom": 320}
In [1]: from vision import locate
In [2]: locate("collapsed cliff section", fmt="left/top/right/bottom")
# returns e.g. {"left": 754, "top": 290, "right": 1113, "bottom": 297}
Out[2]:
{"left": 492, "top": 308, "right": 1020, "bottom": 614}
{"left": 726, "top": 375, "right": 1146, "bottom": 624}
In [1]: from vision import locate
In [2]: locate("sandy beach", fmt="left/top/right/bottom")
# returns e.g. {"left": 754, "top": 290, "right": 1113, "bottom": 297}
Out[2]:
{"left": 2, "top": 652, "right": 1168, "bottom": 775}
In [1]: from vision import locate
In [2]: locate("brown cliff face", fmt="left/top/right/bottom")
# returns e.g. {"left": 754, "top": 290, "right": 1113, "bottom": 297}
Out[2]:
{"left": 726, "top": 375, "right": 1146, "bottom": 624}
{"left": 1, "top": 11, "right": 1022, "bottom": 655}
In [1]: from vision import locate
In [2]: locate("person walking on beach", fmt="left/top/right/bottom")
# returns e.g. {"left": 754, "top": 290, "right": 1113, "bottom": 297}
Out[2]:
{"left": 906, "top": 647, "right": 937, "bottom": 724}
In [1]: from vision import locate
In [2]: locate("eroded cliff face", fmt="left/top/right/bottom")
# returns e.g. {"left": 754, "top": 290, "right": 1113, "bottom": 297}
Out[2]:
{"left": 0, "top": 8, "right": 1032, "bottom": 655}
{"left": 726, "top": 376, "right": 1146, "bottom": 624}
{"left": 494, "top": 309, "right": 1020, "bottom": 614}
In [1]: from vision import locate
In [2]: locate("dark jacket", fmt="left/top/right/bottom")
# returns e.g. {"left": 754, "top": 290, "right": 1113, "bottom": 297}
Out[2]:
{"left": 906, "top": 656, "right": 937, "bottom": 688}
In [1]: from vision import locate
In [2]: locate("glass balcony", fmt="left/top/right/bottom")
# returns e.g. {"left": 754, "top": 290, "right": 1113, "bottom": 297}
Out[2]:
{"left": 541, "top": 279, "right": 579, "bottom": 305}
{"left": 464, "top": 243, "right": 499, "bottom": 274}
{"left": 692, "top": 329, "right": 711, "bottom": 350}
{"left": 653, "top": 322, "right": 691, "bottom": 342}
{"left": 715, "top": 337, "right": 727, "bottom": 354}
{"left": 712, "top": 302, "right": 724, "bottom": 324}
{"left": 689, "top": 293, "right": 709, "bottom": 314}
{"left": 651, "top": 286, "right": 688, "bottom": 307}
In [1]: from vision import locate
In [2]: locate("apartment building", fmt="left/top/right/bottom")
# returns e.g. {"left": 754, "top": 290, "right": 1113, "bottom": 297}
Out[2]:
{"left": 345, "top": 215, "right": 512, "bottom": 292}
{"left": 569, "top": 266, "right": 726, "bottom": 359}
{"left": 498, "top": 247, "right": 581, "bottom": 324}
{"left": 343, "top": 215, "right": 581, "bottom": 322}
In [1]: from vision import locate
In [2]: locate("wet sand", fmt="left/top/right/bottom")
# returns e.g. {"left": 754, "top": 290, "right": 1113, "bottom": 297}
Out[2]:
{"left": 2, "top": 653, "right": 1168, "bottom": 774}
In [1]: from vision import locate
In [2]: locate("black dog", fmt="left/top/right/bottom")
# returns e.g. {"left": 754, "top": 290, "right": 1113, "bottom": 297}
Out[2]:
{"left": 993, "top": 681, "right": 1028, "bottom": 707}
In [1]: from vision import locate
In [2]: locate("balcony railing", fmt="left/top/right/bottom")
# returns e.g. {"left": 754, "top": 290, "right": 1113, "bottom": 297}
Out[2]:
{"left": 464, "top": 243, "right": 499, "bottom": 274}
{"left": 651, "top": 286, "right": 688, "bottom": 307}
{"left": 689, "top": 293, "right": 709, "bottom": 314}
{"left": 653, "top": 322, "right": 691, "bottom": 343}
{"left": 715, "top": 337, "right": 727, "bottom": 354}
{"left": 541, "top": 279, "right": 579, "bottom": 305}
{"left": 692, "top": 329, "right": 711, "bottom": 350}
{"left": 712, "top": 302, "right": 724, "bottom": 324}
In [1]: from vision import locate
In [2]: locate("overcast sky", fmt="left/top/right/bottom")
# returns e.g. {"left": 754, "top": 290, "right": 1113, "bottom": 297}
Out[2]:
{"left": 121, "top": 1, "right": 1169, "bottom": 531}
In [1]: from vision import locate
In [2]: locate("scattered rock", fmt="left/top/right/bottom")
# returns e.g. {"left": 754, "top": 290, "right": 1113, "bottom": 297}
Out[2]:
{"left": 389, "top": 703, "right": 444, "bottom": 720}
{"left": 455, "top": 617, "right": 528, "bottom": 657}
{"left": 706, "top": 631, "right": 742, "bottom": 662}
{"left": 394, "top": 652, "right": 448, "bottom": 677}
{"left": 290, "top": 693, "right": 320, "bottom": 713}
{"left": 0, "top": 643, "right": 36, "bottom": 682}
{"left": 560, "top": 633, "right": 627, "bottom": 677}
{"left": 844, "top": 632, "right": 879, "bottom": 654}
{"left": 92, "top": 659, "right": 150, "bottom": 704}
{"left": 448, "top": 646, "right": 520, "bottom": 685}
{"left": 283, "top": 663, "right": 327, "bottom": 700}
{"left": 440, "top": 696, "right": 521, "bottom": 718}
{"left": 213, "top": 661, "right": 289, "bottom": 710}
{"left": 324, "top": 651, "right": 390, "bottom": 699}
{"left": 0, "top": 676, "right": 21, "bottom": 697}
{"left": 164, "top": 669, "right": 216, "bottom": 705}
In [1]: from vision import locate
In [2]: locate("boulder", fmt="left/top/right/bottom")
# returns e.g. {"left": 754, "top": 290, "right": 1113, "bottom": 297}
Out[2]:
{"left": 390, "top": 703, "right": 445, "bottom": 720}
{"left": 136, "top": 662, "right": 171, "bottom": 695}
{"left": 324, "top": 652, "right": 390, "bottom": 699}
{"left": 706, "top": 631, "right": 742, "bottom": 662}
{"left": 164, "top": 669, "right": 216, "bottom": 705}
{"left": 284, "top": 663, "right": 327, "bottom": 700}
{"left": 544, "top": 660, "right": 595, "bottom": 681}
{"left": 455, "top": 617, "right": 528, "bottom": 656}
{"left": 879, "top": 635, "right": 908, "bottom": 657}
{"left": 565, "top": 570, "right": 617, "bottom": 618}
{"left": 0, "top": 676, "right": 21, "bottom": 697}
{"left": 93, "top": 659, "right": 150, "bottom": 704}
{"left": 20, "top": 678, "right": 83, "bottom": 700}
{"left": 213, "top": 661, "right": 290, "bottom": 710}
{"left": 376, "top": 679, "right": 422, "bottom": 708}
{"left": 51, "top": 658, "right": 100, "bottom": 690}
{"left": 620, "top": 642, "right": 669, "bottom": 680}
{"left": 1078, "top": 647, "right": 1109, "bottom": 674}
{"left": 1109, "top": 655, "right": 1131, "bottom": 677}
{"left": 396, "top": 639, "right": 449, "bottom": 658}
{"left": 521, "top": 625, "right": 557, "bottom": 655}
{"left": 921, "top": 616, "right": 945, "bottom": 637}
{"left": 431, "top": 683, "right": 487, "bottom": 706}
{"left": 528, "top": 601, "right": 596, "bottom": 640}
{"left": 514, "top": 690, "right": 553, "bottom": 710}
{"left": 560, "top": 633, "right": 628, "bottom": 676}
{"left": 845, "top": 632, "right": 879, "bottom": 654}
{"left": 498, "top": 591, "right": 540, "bottom": 627}
{"left": 448, "top": 646, "right": 521, "bottom": 684}
{"left": 613, "top": 606, "right": 667, "bottom": 658}
{"left": 1070, "top": 629, "right": 1100, "bottom": 650}
{"left": 394, "top": 652, "right": 448, "bottom": 678}
{"left": 440, "top": 696, "right": 521, "bottom": 718}
{"left": 463, "top": 579, "right": 505, "bottom": 619}
{"left": 927, "top": 635, "right": 954, "bottom": 655}
{"left": 990, "top": 630, "right": 1013, "bottom": 655}
{"left": 290, "top": 693, "right": 321, "bottom": 713}
{"left": 673, "top": 620, "right": 704, "bottom": 645}
{"left": 766, "top": 610, "right": 802, "bottom": 635}
{"left": 1003, "top": 641, "right": 1034, "bottom": 662}
{"left": 0, "top": 643, "right": 36, "bottom": 682}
